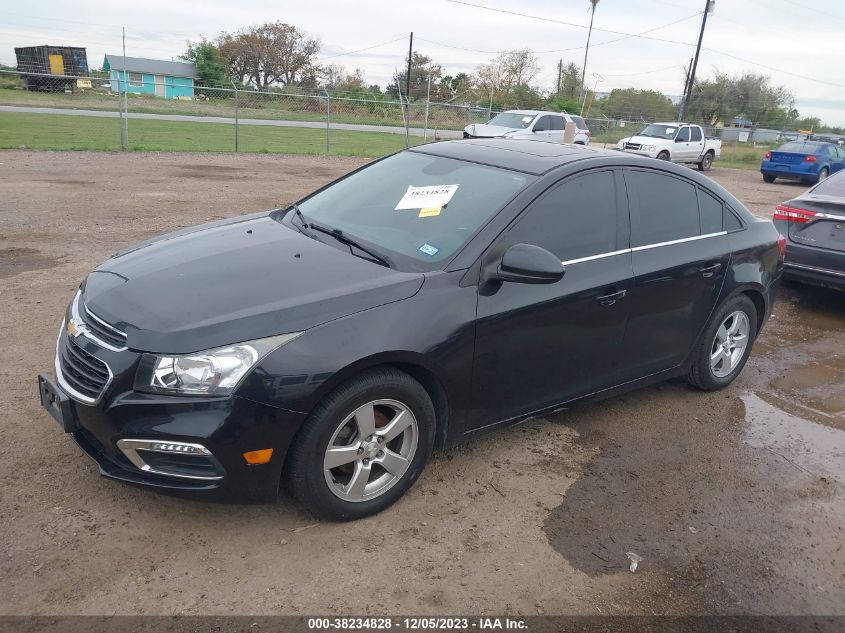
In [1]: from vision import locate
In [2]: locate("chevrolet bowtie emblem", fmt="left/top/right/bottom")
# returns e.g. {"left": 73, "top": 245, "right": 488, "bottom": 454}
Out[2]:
{"left": 66, "top": 319, "right": 82, "bottom": 338}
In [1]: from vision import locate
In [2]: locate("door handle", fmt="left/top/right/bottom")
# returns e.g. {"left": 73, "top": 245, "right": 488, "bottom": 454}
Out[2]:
{"left": 596, "top": 289, "right": 627, "bottom": 306}
{"left": 699, "top": 263, "right": 723, "bottom": 278}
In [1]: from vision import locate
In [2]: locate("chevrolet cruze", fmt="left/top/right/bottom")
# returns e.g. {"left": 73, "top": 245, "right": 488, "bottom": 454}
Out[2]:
{"left": 39, "top": 140, "right": 783, "bottom": 520}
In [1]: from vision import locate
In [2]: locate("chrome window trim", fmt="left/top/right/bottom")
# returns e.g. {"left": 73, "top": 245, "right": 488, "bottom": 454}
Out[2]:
{"left": 69, "top": 291, "right": 128, "bottom": 352}
{"left": 116, "top": 439, "right": 226, "bottom": 481}
{"left": 54, "top": 320, "right": 114, "bottom": 406}
{"left": 785, "top": 262, "right": 845, "bottom": 277}
{"left": 561, "top": 231, "right": 727, "bottom": 266}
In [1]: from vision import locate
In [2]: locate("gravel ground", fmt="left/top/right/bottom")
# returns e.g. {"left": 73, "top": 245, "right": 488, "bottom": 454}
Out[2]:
{"left": 0, "top": 151, "right": 843, "bottom": 616}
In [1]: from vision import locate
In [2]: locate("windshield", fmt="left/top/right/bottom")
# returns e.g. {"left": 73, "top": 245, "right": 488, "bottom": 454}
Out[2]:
{"left": 487, "top": 112, "right": 536, "bottom": 129}
{"left": 639, "top": 124, "right": 678, "bottom": 139}
{"left": 291, "top": 152, "right": 531, "bottom": 270}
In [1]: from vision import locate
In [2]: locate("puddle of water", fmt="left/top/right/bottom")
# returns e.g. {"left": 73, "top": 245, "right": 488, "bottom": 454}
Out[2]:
{"left": 742, "top": 392, "right": 845, "bottom": 482}
{"left": 769, "top": 356, "right": 845, "bottom": 416}
{"left": 0, "top": 247, "right": 59, "bottom": 279}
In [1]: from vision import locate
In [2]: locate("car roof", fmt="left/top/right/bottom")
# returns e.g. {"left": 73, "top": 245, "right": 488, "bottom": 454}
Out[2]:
{"left": 410, "top": 139, "right": 605, "bottom": 175}
{"left": 502, "top": 109, "right": 571, "bottom": 117}
{"left": 779, "top": 140, "right": 829, "bottom": 151}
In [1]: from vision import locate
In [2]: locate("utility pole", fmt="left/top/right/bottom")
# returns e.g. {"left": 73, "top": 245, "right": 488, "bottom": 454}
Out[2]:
{"left": 120, "top": 26, "right": 128, "bottom": 150}
{"left": 406, "top": 32, "right": 413, "bottom": 103}
{"left": 580, "top": 0, "right": 600, "bottom": 101}
{"left": 680, "top": 0, "right": 713, "bottom": 121}
{"left": 557, "top": 59, "right": 562, "bottom": 97}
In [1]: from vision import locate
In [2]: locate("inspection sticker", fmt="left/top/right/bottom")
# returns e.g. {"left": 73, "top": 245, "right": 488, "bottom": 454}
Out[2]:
{"left": 418, "top": 243, "right": 440, "bottom": 257}
{"left": 418, "top": 206, "right": 442, "bottom": 218}
{"left": 395, "top": 184, "right": 459, "bottom": 210}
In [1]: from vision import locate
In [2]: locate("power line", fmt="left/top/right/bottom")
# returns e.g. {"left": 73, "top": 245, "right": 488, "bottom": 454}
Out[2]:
{"left": 778, "top": 0, "right": 845, "bottom": 22}
{"left": 316, "top": 36, "right": 406, "bottom": 62}
{"left": 703, "top": 47, "right": 845, "bottom": 89}
{"left": 417, "top": 11, "right": 702, "bottom": 55}
{"left": 446, "top": 0, "right": 698, "bottom": 48}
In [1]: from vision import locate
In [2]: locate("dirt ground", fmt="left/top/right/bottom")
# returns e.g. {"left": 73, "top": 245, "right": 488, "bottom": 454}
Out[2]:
{"left": 1, "top": 151, "right": 844, "bottom": 616}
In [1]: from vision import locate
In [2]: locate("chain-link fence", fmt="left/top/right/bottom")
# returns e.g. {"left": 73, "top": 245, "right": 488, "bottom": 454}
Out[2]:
{"left": 0, "top": 68, "right": 503, "bottom": 155}
{"left": 0, "top": 68, "right": 814, "bottom": 157}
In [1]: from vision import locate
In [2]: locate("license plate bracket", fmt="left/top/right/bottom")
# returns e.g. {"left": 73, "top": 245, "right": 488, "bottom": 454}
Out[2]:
{"left": 38, "top": 374, "right": 79, "bottom": 433}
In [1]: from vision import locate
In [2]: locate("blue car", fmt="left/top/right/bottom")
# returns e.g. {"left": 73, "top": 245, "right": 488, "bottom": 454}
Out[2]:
{"left": 761, "top": 141, "right": 845, "bottom": 184}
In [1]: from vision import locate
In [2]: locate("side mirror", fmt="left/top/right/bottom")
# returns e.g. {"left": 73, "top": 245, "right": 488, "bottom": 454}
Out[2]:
{"left": 495, "top": 243, "right": 565, "bottom": 284}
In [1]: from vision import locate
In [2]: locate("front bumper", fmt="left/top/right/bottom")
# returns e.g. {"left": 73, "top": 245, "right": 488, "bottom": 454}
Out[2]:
{"left": 40, "top": 328, "right": 307, "bottom": 503}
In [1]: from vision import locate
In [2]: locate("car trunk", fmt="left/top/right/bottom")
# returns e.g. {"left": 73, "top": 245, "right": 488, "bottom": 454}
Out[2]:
{"left": 770, "top": 151, "right": 807, "bottom": 165}
{"left": 788, "top": 198, "right": 845, "bottom": 253}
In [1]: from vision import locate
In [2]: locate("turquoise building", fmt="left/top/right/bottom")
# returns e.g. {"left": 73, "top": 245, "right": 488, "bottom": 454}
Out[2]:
{"left": 104, "top": 54, "right": 197, "bottom": 99}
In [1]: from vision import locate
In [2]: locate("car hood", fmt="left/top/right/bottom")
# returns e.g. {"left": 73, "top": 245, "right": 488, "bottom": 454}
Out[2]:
{"left": 464, "top": 123, "right": 522, "bottom": 137}
{"left": 619, "top": 135, "right": 661, "bottom": 146}
{"left": 81, "top": 212, "right": 424, "bottom": 353}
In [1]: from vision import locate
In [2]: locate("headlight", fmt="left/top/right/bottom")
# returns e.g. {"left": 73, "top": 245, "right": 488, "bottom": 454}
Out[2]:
{"left": 134, "top": 332, "right": 302, "bottom": 396}
{"left": 643, "top": 145, "right": 657, "bottom": 152}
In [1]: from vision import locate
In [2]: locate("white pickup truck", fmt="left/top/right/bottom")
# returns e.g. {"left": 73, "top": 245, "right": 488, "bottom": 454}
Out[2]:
{"left": 616, "top": 122, "right": 721, "bottom": 171}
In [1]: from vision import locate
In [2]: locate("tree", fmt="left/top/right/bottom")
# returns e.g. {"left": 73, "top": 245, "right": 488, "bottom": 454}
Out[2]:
{"left": 389, "top": 51, "right": 442, "bottom": 101}
{"left": 688, "top": 71, "right": 795, "bottom": 128}
{"left": 319, "top": 65, "right": 367, "bottom": 93}
{"left": 601, "top": 88, "right": 676, "bottom": 120}
{"left": 215, "top": 22, "right": 320, "bottom": 89}
{"left": 435, "top": 73, "right": 470, "bottom": 101}
{"left": 557, "top": 62, "right": 581, "bottom": 99}
{"left": 181, "top": 39, "right": 228, "bottom": 90}
{"left": 474, "top": 49, "right": 540, "bottom": 107}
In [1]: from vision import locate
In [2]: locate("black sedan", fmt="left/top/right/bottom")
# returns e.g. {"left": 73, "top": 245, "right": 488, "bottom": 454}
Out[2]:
{"left": 38, "top": 140, "right": 783, "bottom": 520}
{"left": 773, "top": 169, "right": 845, "bottom": 290}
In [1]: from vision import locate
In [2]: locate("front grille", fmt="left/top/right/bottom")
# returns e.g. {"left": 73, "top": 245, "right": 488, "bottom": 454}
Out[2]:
{"left": 59, "top": 336, "right": 110, "bottom": 401}
{"left": 81, "top": 307, "right": 127, "bottom": 349}
{"left": 624, "top": 142, "right": 641, "bottom": 150}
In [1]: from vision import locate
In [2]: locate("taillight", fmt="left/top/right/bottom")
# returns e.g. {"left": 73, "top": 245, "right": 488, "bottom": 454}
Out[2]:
{"left": 805, "top": 155, "right": 817, "bottom": 163}
{"left": 777, "top": 234, "right": 786, "bottom": 260}
{"left": 764, "top": 151, "right": 771, "bottom": 160}
{"left": 773, "top": 203, "right": 816, "bottom": 223}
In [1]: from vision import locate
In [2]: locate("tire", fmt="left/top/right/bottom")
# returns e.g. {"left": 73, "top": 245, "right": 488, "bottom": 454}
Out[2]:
{"left": 818, "top": 167, "right": 830, "bottom": 182}
{"left": 763, "top": 174, "right": 776, "bottom": 183}
{"left": 285, "top": 368, "right": 435, "bottom": 521}
{"left": 697, "top": 151, "right": 714, "bottom": 171}
{"left": 657, "top": 151, "right": 670, "bottom": 161}
{"left": 687, "top": 295, "right": 758, "bottom": 391}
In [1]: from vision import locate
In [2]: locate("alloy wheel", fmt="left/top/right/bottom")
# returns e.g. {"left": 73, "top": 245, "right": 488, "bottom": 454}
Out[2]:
{"left": 323, "top": 399, "right": 418, "bottom": 502}
{"left": 710, "top": 311, "right": 750, "bottom": 378}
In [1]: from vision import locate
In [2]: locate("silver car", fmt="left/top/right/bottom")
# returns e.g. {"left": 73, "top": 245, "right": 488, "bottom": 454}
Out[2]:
{"left": 463, "top": 110, "right": 591, "bottom": 145}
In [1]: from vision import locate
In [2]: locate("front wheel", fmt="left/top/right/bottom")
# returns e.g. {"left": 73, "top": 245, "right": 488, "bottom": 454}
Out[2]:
{"left": 657, "top": 151, "right": 670, "bottom": 161}
{"left": 687, "top": 295, "right": 758, "bottom": 391}
{"left": 285, "top": 368, "right": 435, "bottom": 520}
{"left": 697, "top": 151, "right": 714, "bottom": 171}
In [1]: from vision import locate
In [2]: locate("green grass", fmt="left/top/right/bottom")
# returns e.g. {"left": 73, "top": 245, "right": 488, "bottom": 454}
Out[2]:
{"left": 0, "top": 112, "right": 421, "bottom": 157}
{"left": 0, "top": 88, "right": 472, "bottom": 131}
{"left": 717, "top": 144, "right": 771, "bottom": 171}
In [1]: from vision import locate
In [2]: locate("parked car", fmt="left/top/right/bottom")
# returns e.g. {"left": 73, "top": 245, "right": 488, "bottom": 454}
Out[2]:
{"left": 761, "top": 141, "right": 845, "bottom": 184}
{"left": 38, "top": 140, "right": 782, "bottom": 520}
{"left": 773, "top": 169, "right": 845, "bottom": 289}
{"left": 463, "top": 110, "right": 591, "bottom": 145}
{"left": 616, "top": 122, "right": 721, "bottom": 170}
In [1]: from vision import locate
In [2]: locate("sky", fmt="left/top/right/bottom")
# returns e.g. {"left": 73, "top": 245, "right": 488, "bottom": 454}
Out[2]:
{"left": 1, "top": 0, "right": 844, "bottom": 125}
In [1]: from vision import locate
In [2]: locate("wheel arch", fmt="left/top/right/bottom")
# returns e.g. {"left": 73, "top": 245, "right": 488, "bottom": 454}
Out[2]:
{"left": 722, "top": 284, "right": 768, "bottom": 334}
{"left": 294, "top": 351, "right": 452, "bottom": 448}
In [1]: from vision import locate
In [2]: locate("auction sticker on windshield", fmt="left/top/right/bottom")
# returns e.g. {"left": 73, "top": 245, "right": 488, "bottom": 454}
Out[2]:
{"left": 395, "top": 184, "right": 459, "bottom": 210}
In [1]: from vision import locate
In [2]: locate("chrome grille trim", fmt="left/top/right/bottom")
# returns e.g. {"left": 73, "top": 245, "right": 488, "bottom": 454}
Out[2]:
{"left": 69, "top": 291, "right": 127, "bottom": 352}
{"left": 55, "top": 320, "right": 113, "bottom": 405}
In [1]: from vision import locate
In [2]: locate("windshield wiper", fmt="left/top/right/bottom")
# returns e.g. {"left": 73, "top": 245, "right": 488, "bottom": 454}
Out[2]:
{"left": 307, "top": 221, "right": 393, "bottom": 269}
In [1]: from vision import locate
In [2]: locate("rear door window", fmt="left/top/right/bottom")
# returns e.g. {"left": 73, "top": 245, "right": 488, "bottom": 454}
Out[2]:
{"left": 625, "top": 169, "right": 700, "bottom": 246}
{"left": 690, "top": 126, "right": 703, "bottom": 142}
{"left": 550, "top": 116, "right": 565, "bottom": 131}
{"left": 505, "top": 170, "right": 618, "bottom": 261}
{"left": 697, "top": 189, "right": 724, "bottom": 234}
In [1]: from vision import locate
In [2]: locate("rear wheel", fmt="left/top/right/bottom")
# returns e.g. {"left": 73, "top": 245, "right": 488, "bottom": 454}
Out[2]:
{"left": 285, "top": 368, "right": 435, "bottom": 521}
{"left": 657, "top": 151, "right": 670, "bottom": 161}
{"left": 763, "top": 174, "right": 776, "bottom": 183}
{"left": 687, "top": 295, "right": 758, "bottom": 391}
{"left": 697, "top": 151, "right": 714, "bottom": 171}
{"left": 818, "top": 167, "right": 830, "bottom": 182}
